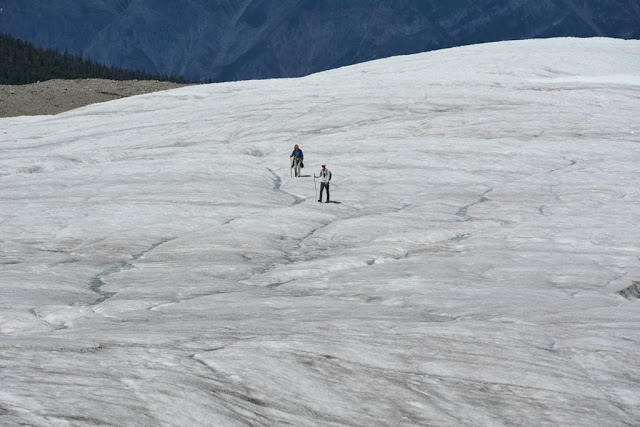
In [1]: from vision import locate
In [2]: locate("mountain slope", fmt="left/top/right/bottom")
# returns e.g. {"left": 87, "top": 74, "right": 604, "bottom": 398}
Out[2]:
{"left": 0, "top": 32, "right": 188, "bottom": 85}
{"left": 1, "top": 0, "right": 639, "bottom": 81}
{"left": 1, "top": 38, "right": 639, "bottom": 425}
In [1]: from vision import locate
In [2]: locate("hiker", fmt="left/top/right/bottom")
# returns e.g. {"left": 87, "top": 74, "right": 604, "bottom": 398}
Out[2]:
{"left": 315, "top": 164, "right": 331, "bottom": 203}
{"left": 290, "top": 144, "right": 304, "bottom": 177}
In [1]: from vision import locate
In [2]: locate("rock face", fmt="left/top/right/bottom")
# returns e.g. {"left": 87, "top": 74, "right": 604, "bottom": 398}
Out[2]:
{"left": 1, "top": 0, "right": 639, "bottom": 82}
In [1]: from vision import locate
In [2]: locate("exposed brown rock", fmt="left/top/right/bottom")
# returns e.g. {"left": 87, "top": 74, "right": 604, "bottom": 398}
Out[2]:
{"left": 0, "top": 79, "right": 192, "bottom": 118}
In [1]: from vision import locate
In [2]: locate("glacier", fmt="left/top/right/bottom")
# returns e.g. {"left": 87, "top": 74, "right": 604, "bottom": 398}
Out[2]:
{"left": 1, "top": 37, "right": 639, "bottom": 426}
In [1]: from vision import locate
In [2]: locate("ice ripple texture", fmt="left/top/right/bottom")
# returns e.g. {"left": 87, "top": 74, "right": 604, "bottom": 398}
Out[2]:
{"left": 1, "top": 38, "right": 640, "bottom": 426}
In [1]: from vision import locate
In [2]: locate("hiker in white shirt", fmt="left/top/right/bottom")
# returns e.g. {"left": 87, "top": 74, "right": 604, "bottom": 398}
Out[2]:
{"left": 315, "top": 164, "right": 331, "bottom": 203}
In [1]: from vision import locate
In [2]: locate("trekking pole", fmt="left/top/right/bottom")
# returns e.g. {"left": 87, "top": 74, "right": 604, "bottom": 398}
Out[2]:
{"left": 313, "top": 174, "right": 317, "bottom": 199}
{"left": 290, "top": 157, "right": 293, "bottom": 178}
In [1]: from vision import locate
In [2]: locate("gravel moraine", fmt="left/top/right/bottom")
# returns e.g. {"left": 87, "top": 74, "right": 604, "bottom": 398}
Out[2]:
{"left": 0, "top": 79, "right": 193, "bottom": 118}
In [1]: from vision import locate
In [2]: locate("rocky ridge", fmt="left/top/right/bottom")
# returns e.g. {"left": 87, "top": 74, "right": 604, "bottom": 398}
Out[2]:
{"left": 0, "top": 79, "right": 191, "bottom": 118}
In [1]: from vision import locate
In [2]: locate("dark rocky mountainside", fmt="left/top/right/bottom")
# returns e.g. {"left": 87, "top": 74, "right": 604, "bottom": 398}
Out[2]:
{"left": 1, "top": 0, "right": 639, "bottom": 82}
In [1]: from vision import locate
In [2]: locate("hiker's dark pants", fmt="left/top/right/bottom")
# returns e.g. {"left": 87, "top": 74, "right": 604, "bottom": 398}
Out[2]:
{"left": 319, "top": 182, "right": 330, "bottom": 202}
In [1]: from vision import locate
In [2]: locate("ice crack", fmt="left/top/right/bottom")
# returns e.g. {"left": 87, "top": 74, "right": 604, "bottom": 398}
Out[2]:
{"left": 267, "top": 167, "right": 304, "bottom": 205}
{"left": 456, "top": 188, "right": 493, "bottom": 221}
{"left": 89, "top": 237, "right": 176, "bottom": 305}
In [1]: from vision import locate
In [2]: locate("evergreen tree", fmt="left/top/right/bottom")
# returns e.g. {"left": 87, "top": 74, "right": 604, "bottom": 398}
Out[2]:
{"left": 0, "top": 33, "right": 190, "bottom": 85}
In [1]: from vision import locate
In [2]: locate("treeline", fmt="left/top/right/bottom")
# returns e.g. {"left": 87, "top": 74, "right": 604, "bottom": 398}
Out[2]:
{"left": 0, "top": 33, "right": 190, "bottom": 85}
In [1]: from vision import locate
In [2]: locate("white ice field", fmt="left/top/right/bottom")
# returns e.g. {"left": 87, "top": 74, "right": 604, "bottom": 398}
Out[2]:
{"left": 1, "top": 37, "right": 639, "bottom": 426}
